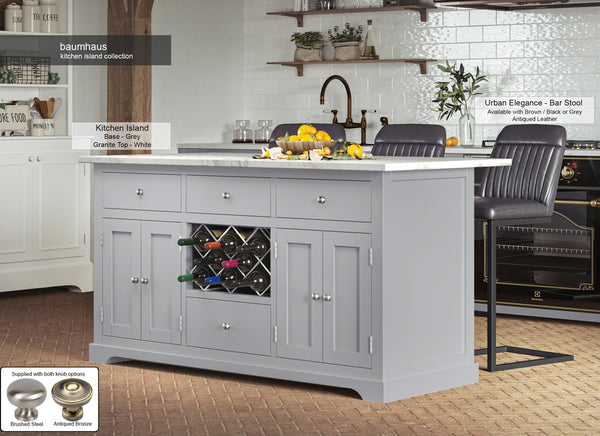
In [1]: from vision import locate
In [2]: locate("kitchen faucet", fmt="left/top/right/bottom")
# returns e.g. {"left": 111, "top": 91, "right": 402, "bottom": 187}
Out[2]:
{"left": 319, "top": 75, "right": 367, "bottom": 146}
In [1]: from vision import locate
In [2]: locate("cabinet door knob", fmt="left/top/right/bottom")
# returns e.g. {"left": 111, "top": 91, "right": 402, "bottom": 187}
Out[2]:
{"left": 141, "top": 277, "right": 149, "bottom": 285}
{"left": 51, "top": 378, "right": 93, "bottom": 422}
{"left": 136, "top": 188, "right": 144, "bottom": 196}
{"left": 317, "top": 195, "right": 326, "bottom": 204}
{"left": 222, "top": 192, "right": 231, "bottom": 200}
{"left": 312, "top": 293, "right": 321, "bottom": 301}
{"left": 7, "top": 378, "right": 46, "bottom": 422}
{"left": 130, "top": 276, "right": 139, "bottom": 284}
{"left": 36, "top": 156, "right": 42, "bottom": 162}
{"left": 323, "top": 294, "right": 332, "bottom": 302}
{"left": 222, "top": 322, "right": 231, "bottom": 330}
{"left": 28, "top": 156, "right": 34, "bottom": 162}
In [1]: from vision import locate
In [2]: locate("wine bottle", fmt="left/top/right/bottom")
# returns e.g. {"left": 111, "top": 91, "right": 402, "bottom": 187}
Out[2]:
{"left": 232, "top": 270, "right": 269, "bottom": 292}
{"left": 204, "top": 269, "right": 241, "bottom": 287}
{"left": 238, "top": 236, "right": 269, "bottom": 256}
{"left": 203, "top": 233, "right": 240, "bottom": 253}
{"left": 204, "top": 249, "right": 227, "bottom": 268}
{"left": 177, "top": 230, "right": 213, "bottom": 247}
{"left": 221, "top": 253, "right": 255, "bottom": 273}
{"left": 177, "top": 266, "right": 211, "bottom": 283}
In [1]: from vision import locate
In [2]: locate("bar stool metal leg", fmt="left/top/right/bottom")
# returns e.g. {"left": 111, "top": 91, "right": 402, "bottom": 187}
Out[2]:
{"left": 475, "top": 220, "right": 574, "bottom": 372}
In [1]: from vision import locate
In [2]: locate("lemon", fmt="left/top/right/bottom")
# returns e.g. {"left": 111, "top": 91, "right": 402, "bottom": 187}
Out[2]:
{"left": 347, "top": 143, "right": 363, "bottom": 159}
{"left": 288, "top": 135, "right": 300, "bottom": 141}
{"left": 299, "top": 133, "right": 316, "bottom": 141}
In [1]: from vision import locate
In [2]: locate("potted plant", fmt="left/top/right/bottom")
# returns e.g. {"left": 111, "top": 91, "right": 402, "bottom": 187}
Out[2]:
{"left": 432, "top": 61, "right": 487, "bottom": 146}
{"left": 291, "top": 31, "right": 324, "bottom": 62}
{"left": 328, "top": 23, "right": 363, "bottom": 61}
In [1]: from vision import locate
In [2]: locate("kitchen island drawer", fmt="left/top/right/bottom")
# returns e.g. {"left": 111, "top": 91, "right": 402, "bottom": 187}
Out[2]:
{"left": 102, "top": 172, "right": 181, "bottom": 211}
{"left": 186, "top": 298, "right": 271, "bottom": 355}
{"left": 187, "top": 176, "right": 270, "bottom": 216}
{"left": 276, "top": 179, "right": 371, "bottom": 222}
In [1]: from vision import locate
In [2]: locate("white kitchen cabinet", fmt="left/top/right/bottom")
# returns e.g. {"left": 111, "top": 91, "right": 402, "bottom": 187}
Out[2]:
{"left": 0, "top": 141, "right": 92, "bottom": 293}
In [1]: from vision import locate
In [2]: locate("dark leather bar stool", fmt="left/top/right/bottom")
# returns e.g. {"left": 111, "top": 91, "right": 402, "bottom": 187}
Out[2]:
{"left": 372, "top": 124, "right": 446, "bottom": 157}
{"left": 475, "top": 124, "right": 574, "bottom": 371}
{"left": 268, "top": 123, "right": 346, "bottom": 149}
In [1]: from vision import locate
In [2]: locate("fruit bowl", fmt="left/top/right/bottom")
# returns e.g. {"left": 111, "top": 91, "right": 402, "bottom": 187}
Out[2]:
{"left": 276, "top": 140, "right": 337, "bottom": 154}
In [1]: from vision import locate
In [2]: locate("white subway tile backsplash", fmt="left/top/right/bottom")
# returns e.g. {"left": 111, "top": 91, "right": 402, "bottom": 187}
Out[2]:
{"left": 244, "top": 0, "right": 600, "bottom": 139}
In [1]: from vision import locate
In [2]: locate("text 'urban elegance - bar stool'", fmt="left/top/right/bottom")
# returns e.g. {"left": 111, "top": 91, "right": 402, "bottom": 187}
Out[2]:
{"left": 475, "top": 124, "right": 574, "bottom": 371}
{"left": 372, "top": 124, "right": 446, "bottom": 157}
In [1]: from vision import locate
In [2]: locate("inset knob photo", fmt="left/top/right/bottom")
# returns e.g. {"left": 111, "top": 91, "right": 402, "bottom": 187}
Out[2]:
{"left": 51, "top": 378, "right": 93, "bottom": 421}
{"left": 6, "top": 378, "right": 47, "bottom": 422}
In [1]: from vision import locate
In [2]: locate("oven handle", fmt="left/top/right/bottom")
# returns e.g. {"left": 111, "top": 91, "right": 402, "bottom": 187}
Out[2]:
{"left": 555, "top": 199, "right": 600, "bottom": 208}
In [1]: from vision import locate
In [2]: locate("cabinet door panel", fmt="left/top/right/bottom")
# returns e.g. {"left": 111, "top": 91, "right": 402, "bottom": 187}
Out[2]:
{"left": 276, "top": 229, "right": 322, "bottom": 362}
{"left": 323, "top": 232, "right": 372, "bottom": 368}
{"left": 0, "top": 154, "right": 33, "bottom": 263}
{"left": 141, "top": 221, "right": 182, "bottom": 344}
{"left": 36, "top": 152, "right": 85, "bottom": 258}
{"left": 102, "top": 219, "right": 141, "bottom": 339}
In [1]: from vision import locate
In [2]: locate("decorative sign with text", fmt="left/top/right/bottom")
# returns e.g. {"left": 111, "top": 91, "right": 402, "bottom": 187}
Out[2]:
{"left": 0, "top": 105, "right": 30, "bottom": 132}
{"left": 474, "top": 97, "right": 595, "bottom": 124}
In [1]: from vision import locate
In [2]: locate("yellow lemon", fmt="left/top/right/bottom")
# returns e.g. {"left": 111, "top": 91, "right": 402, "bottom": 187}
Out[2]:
{"left": 297, "top": 124, "right": 317, "bottom": 136}
{"left": 347, "top": 143, "right": 363, "bottom": 159}
{"left": 288, "top": 135, "right": 300, "bottom": 141}
{"left": 299, "top": 133, "right": 315, "bottom": 141}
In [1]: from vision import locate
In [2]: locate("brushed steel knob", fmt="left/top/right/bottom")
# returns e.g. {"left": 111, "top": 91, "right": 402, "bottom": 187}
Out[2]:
{"left": 317, "top": 196, "right": 326, "bottom": 204}
{"left": 136, "top": 188, "right": 144, "bottom": 196}
{"left": 130, "top": 276, "right": 139, "bottom": 284}
{"left": 7, "top": 378, "right": 46, "bottom": 422}
{"left": 323, "top": 294, "right": 332, "bottom": 302}
{"left": 222, "top": 322, "right": 231, "bottom": 330}
{"left": 36, "top": 156, "right": 42, "bottom": 162}
{"left": 28, "top": 156, "right": 34, "bottom": 162}
{"left": 51, "top": 378, "right": 93, "bottom": 422}
{"left": 312, "top": 293, "right": 320, "bottom": 301}
{"left": 141, "top": 277, "right": 149, "bottom": 285}
{"left": 222, "top": 192, "right": 231, "bottom": 200}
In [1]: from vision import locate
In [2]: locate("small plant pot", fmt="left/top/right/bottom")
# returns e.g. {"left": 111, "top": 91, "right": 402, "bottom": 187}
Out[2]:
{"left": 333, "top": 42, "right": 361, "bottom": 61}
{"left": 294, "top": 44, "right": 323, "bottom": 62}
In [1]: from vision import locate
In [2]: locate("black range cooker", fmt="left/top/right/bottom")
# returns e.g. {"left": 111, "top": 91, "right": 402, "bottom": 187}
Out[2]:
{"left": 474, "top": 140, "right": 600, "bottom": 323}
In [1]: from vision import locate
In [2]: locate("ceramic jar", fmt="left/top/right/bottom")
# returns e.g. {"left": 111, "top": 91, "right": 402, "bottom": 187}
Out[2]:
{"left": 22, "top": 0, "right": 41, "bottom": 33}
{"left": 4, "top": 3, "right": 22, "bottom": 32}
{"left": 39, "top": 0, "right": 58, "bottom": 33}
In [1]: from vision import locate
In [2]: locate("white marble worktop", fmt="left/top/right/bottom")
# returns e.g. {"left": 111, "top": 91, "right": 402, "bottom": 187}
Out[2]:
{"left": 445, "top": 146, "right": 600, "bottom": 157}
{"left": 81, "top": 153, "right": 511, "bottom": 172}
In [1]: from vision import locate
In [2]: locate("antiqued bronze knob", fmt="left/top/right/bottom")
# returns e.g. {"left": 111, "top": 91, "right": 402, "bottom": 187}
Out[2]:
{"left": 51, "top": 378, "right": 93, "bottom": 421}
{"left": 6, "top": 378, "right": 47, "bottom": 422}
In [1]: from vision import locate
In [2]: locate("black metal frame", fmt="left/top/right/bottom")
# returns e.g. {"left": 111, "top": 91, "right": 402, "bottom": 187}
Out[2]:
{"left": 475, "top": 218, "right": 574, "bottom": 371}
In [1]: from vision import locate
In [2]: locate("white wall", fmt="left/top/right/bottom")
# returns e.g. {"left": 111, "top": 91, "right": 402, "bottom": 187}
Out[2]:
{"left": 244, "top": 1, "right": 600, "bottom": 144}
{"left": 152, "top": 0, "right": 244, "bottom": 146}
{"left": 72, "top": 0, "right": 107, "bottom": 123}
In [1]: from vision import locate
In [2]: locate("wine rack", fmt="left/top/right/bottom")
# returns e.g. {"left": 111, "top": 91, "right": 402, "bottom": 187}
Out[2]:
{"left": 186, "top": 224, "right": 271, "bottom": 297}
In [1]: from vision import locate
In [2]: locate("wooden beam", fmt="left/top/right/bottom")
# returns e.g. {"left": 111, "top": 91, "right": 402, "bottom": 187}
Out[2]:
{"left": 107, "top": 0, "right": 154, "bottom": 155}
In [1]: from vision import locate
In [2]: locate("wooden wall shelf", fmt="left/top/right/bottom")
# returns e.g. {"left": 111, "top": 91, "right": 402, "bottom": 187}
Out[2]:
{"left": 266, "top": 5, "right": 433, "bottom": 26}
{"left": 267, "top": 58, "right": 436, "bottom": 76}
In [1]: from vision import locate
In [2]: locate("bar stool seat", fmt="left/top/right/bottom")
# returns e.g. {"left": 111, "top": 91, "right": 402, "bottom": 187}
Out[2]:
{"left": 475, "top": 124, "right": 574, "bottom": 372}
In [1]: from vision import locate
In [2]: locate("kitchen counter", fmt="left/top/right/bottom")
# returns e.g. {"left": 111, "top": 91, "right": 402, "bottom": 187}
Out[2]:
{"left": 81, "top": 152, "right": 510, "bottom": 172}
{"left": 86, "top": 153, "right": 509, "bottom": 403}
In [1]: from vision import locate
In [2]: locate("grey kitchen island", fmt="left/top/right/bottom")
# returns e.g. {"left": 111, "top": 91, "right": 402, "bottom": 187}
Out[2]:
{"left": 82, "top": 153, "right": 510, "bottom": 403}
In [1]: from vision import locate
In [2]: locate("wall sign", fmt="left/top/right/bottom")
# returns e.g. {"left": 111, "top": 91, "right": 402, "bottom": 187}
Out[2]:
{"left": 474, "top": 97, "right": 595, "bottom": 125}
{"left": 0, "top": 105, "right": 30, "bottom": 132}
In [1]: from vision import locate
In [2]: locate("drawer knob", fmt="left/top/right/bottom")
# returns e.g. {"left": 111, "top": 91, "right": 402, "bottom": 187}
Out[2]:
{"left": 130, "top": 276, "right": 139, "bottom": 284}
{"left": 312, "top": 293, "right": 321, "bottom": 301}
{"left": 317, "top": 195, "right": 326, "bottom": 204}
{"left": 222, "top": 322, "right": 231, "bottom": 330}
{"left": 28, "top": 156, "right": 34, "bottom": 162}
{"left": 51, "top": 378, "right": 93, "bottom": 422}
{"left": 7, "top": 378, "right": 46, "bottom": 422}
{"left": 141, "top": 277, "right": 149, "bottom": 285}
{"left": 222, "top": 192, "right": 231, "bottom": 200}
{"left": 323, "top": 294, "right": 332, "bottom": 302}
{"left": 136, "top": 188, "right": 144, "bottom": 196}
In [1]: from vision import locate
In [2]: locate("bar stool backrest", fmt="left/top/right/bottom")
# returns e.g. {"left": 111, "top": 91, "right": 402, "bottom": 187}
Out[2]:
{"left": 479, "top": 124, "right": 567, "bottom": 216}
{"left": 372, "top": 124, "right": 446, "bottom": 157}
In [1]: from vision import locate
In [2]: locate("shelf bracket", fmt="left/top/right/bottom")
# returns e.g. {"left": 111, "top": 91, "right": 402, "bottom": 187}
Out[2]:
{"left": 407, "top": 7, "right": 428, "bottom": 22}
{"left": 405, "top": 60, "right": 428, "bottom": 75}
{"left": 267, "top": 12, "right": 303, "bottom": 26}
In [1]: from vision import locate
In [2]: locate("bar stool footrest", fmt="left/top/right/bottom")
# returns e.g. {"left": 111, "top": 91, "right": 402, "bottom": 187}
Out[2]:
{"left": 475, "top": 346, "right": 574, "bottom": 371}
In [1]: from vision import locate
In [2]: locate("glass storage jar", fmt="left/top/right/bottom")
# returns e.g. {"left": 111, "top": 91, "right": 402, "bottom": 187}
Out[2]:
{"left": 232, "top": 120, "right": 253, "bottom": 143}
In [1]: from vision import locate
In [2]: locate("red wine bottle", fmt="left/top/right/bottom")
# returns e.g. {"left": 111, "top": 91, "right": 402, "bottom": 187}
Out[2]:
{"left": 177, "top": 230, "right": 213, "bottom": 247}
{"left": 232, "top": 270, "right": 269, "bottom": 292}
{"left": 204, "top": 269, "right": 241, "bottom": 287}
{"left": 221, "top": 253, "right": 255, "bottom": 273}
{"left": 238, "top": 236, "right": 269, "bottom": 256}
{"left": 177, "top": 266, "right": 211, "bottom": 283}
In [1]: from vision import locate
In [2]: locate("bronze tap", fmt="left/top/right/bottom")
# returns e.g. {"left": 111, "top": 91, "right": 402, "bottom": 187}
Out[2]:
{"left": 319, "top": 75, "right": 367, "bottom": 146}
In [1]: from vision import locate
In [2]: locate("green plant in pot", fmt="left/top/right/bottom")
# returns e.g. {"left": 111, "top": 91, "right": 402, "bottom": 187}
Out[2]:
{"left": 328, "top": 23, "right": 363, "bottom": 61}
{"left": 291, "top": 31, "right": 324, "bottom": 62}
{"left": 432, "top": 62, "right": 487, "bottom": 146}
